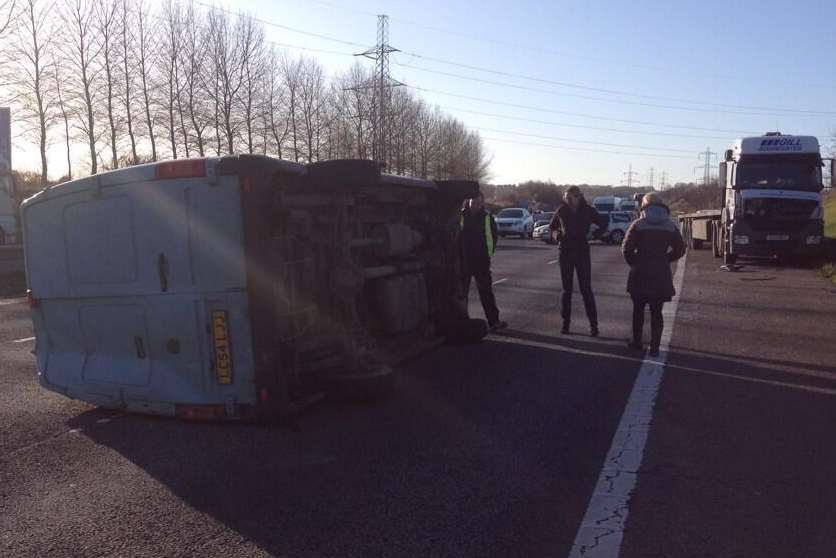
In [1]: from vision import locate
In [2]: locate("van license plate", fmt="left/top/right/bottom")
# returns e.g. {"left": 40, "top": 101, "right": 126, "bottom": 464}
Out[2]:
{"left": 212, "top": 310, "right": 233, "bottom": 385}
{"left": 766, "top": 234, "right": 789, "bottom": 241}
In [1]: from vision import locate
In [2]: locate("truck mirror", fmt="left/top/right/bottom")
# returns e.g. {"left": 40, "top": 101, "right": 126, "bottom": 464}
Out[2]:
{"left": 724, "top": 149, "right": 734, "bottom": 162}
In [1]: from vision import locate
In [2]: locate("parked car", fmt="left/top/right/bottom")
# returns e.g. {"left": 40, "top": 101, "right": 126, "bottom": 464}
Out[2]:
{"left": 532, "top": 220, "right": 551, "bottom": 240}
{"left": 589, "top": 210, "right": 635, "bottom": 244}
{"left": 495, "top": 207, "right": 534, "bottom": 238}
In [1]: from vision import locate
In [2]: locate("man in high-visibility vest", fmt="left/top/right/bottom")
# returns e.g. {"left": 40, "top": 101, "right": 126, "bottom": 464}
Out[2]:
{"left": 461, "top": 194, "right": 507, "bottom": 331}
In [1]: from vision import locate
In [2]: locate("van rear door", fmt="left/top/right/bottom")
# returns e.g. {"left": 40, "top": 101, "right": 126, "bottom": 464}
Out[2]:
{"left": 24, "top": 160, "right": 254, "bottom": 413}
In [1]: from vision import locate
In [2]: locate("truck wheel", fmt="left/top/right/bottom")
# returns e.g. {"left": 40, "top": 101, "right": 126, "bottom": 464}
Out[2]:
{"left": 609, "top": 229, "right": 625, "bottom": 245}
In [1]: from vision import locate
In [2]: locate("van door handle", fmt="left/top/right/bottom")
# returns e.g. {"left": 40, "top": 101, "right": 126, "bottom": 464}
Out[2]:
{"left": 134, "top": 336, "right": 146, "bottom": 359}
{"left": 158, "top": 253, "right": 169, "bottom": 292}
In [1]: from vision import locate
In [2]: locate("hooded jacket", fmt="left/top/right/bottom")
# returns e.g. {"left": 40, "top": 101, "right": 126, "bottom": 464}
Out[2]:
{"left": 622, "top": 203, "right": 686, "bottom": 301}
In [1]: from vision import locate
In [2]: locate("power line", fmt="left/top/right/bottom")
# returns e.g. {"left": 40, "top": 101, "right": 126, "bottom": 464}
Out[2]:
{"left": 647, "top": 167, "right": 655, "bottom": 190}
{"left": 698, "top": 147, "right": 718, "bottom": 186}
{"left": 472, "top": 127, "right": 695, "bottom": 153}
{"left": 197, "top": 1, "right": 836, "bottom": 116}
{"left": 439, "top": 106, "right": 731, "bottom": 140}
{"left": 350, "top": 14, "right": 403, "bottom": 163}
{"left": 290, "top": 0, "right": 833, "bottom": 89}
{"left": 622, "top": 164, "right": 639, "bottom": 187}
{"left": 408, "top": 85, "right": 759, "bottom": 135}
{"left": 395, "top": 62, "right": 829, "bottom": 117}
{"left": 395, "top": 55, "right": 836, "bottom": 116}
{"left": 480, "top": 136, "right": 697, "bottom": 160}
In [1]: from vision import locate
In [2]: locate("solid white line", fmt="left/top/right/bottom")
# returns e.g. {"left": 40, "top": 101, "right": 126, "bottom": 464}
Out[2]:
{"left": 547, "top": 259, "right": 559, "bottom": 265}
{"left": 492, "top": 278, "right": 508, "bottom": 285}
{"left": 568, "top": 252, "right": 687, "bottom": 558}
{"left": 11, "top": 336, "right": 35, "bottom": 343}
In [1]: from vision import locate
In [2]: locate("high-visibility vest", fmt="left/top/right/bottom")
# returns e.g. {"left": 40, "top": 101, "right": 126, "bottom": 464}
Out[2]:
{"left": 461, "top": 213, "right": 495, "bottom": 258}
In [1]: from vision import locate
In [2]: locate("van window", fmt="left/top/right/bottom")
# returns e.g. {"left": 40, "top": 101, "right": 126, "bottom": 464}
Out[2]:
{"left": 65, "top": 197, "right": 137, "bottom": 285}
{"left": 497, "top": 208, "right": 524, "bottom": 218}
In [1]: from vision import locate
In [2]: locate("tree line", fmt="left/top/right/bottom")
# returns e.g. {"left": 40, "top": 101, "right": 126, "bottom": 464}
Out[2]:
{"left": 0, "top": 0, "right": 490, "bottom": 186}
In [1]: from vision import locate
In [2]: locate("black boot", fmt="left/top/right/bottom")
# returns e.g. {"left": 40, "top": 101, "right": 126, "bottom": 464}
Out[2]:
{"left": 590, "top": 324, "right": 599, "bottom": 337}
{"left": 649, "top": 327, "right": 662, "bottom": 357}
{"left": 561, "top": 320, "right": 570, "bottom": 334}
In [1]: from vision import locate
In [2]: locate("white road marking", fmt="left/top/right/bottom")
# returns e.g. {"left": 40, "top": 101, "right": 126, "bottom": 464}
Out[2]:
{"left": 0, "top": 298, "right": 25, "bottom": 306}
{"left": 547, "top": 259, "right": 559, "bottom": 265}
{"left": 11, "top": 336, "right": 35, "bottom": 343}
{"left": 568, "top": 252, "right": 687, "bottom": 558}
{"left": 492, "top": 278, "right": 508, "bottom": 285}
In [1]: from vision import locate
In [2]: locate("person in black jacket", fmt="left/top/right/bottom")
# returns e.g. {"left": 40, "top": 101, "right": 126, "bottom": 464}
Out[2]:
{"left": 461, "top": 194, "right": 507, "bottom": 331}
{"left": 622, "top": 192, "right": 686, "bottom": 356}
{"left": 549, "top": 186, "right": 608, "bottom": 336}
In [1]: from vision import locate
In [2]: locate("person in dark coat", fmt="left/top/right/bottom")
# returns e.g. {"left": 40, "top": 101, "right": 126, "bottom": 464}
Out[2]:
{"left": 461, "top": 194, "right": 507, "bottom": 331}
{"left": 622, "top": 192, "right": 686, "bottom": 356}
{"left": 549, "top": 186, "right": 608, "bottom": 336}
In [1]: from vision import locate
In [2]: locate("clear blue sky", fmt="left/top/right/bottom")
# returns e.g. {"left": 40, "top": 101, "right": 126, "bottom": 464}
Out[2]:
{"left": 234, "top": 0, "right": 836, "bottom": 185}
{"left": 13, "top": 0, "right": 836, "bottom": 185}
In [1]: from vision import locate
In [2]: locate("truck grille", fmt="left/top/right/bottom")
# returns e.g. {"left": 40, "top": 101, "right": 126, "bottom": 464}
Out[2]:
{"left": 742, "top": 198, "right": 817, "bottom": 231}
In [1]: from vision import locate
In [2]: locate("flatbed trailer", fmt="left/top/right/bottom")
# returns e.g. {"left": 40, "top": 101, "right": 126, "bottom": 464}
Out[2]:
{"left": 679, "top": 210, "right": 722, "bottom": 253}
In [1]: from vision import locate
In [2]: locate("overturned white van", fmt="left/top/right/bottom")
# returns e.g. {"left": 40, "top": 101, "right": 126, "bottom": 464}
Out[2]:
{"left": 22, "top": 156, "right": 485, "bottom": 420}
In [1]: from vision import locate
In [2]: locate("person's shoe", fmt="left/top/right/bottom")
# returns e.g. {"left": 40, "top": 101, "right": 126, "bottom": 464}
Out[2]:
{"left": 489, "top": 320, "right": 508, "bottom": 332}
{"left": 627, "top": 340, "right": 644, "bottom": 351}
{"left": 561, "top": 321, "right": 570, "bottom": 334}
{"left": 590, "top": 325, "right": 599, "bottom": 337}
{"left": 648, "top": 346, "right": 660, "bottom": 357}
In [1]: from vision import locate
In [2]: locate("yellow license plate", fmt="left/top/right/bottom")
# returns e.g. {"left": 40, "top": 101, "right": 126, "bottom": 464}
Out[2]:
{"left": 212, "top": 310, "right": 233, "bottom": 385}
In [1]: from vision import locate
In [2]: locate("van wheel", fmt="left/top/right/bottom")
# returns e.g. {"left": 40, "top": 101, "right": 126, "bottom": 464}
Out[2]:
{"left": 609, "top": 229, "right": 625, "bottom": 245}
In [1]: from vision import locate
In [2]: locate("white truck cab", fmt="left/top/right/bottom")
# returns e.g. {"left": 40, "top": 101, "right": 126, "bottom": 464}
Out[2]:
{"left": 719, "top": 133, "right": 827, "bottom": 263}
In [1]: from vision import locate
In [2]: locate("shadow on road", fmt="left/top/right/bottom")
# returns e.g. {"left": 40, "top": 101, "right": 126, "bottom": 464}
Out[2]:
{"left": 66, "top": 338, "right": 639, "bottom": 557}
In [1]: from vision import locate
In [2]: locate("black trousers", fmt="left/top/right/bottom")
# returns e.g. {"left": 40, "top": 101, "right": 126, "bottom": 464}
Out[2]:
{"left": 464, "top": 260, "right": 500, "bottom": 325}
{"left": 559, "top": 249, "right": 598, "bottom": 326}
{"left": 632, "top": 297, "right": 664, "bottom": 348}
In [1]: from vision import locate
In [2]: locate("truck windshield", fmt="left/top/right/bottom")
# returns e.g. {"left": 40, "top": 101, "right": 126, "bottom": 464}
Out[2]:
{"left": 735, "top": 162, "right": 822, "bottom": 191}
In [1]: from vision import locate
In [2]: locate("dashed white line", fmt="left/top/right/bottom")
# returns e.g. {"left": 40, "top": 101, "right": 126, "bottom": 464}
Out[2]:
{"left": 11, "top": 336, "right": 35, "bottom": 343}
{"left": 492, "top": 278, "right": 508, "bottom": 285}
{"left": 0, "top": 298, "right": 25, "bottom": 306}
{"left": 568, "top": 252, "right": 687, "bottom": 558}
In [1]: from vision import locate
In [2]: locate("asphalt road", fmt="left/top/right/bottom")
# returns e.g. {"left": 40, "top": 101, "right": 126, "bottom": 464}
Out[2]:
{"left": 1, "top": 239, "right": 835, "bottom": 557}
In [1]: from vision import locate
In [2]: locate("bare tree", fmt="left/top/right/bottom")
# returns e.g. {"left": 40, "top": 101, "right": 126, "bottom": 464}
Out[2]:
{"left": 97, "top": 0, "right": 121, "bottom": 169}
{"left": 53, "top": 62, "right": 73, "bottom": 179}
{"left": 206, "top": 8, "right": 244, "bottom": 154}
{"left": 4, "top": 0, "right": 54, "bottom": 184}
{"left": 281, "top": 55, "right": 303, "bottom": 162}
{"left": 159, "top": 0, "right": 182, "bottom": 159}
{"left": 117, "top": 0, "right": 137, "bottom": 164}
{"left": 136, "top": 0, "right": 157, "bottom": 161}
{"left": 64, "top": 0, "right": 103, "bottom": 174}
{"left": 181, "top": 2, "right": 209, "bottom": 156}
{"left": 235, "top": 13, "right": 265, "bottom": 154}
{"left": 0, "top": 0, "right": 16, "bottom": 36}
{"left": 261, "top": 48, "right": 290, "bottom": 159}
